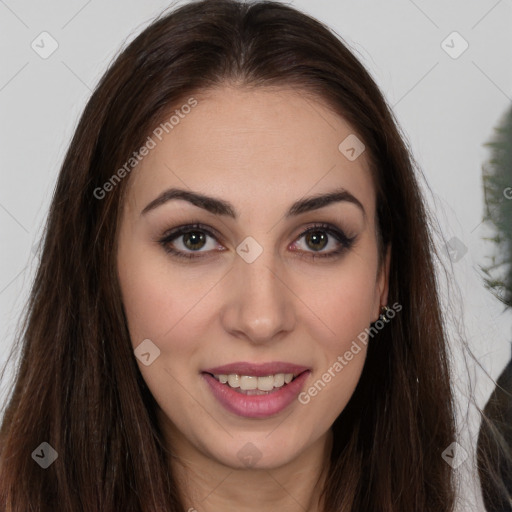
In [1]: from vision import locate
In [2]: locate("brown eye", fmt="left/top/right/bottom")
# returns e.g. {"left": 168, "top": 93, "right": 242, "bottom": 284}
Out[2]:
{"left": 158, "top": 223, "right": 224, "bottom": 260}
{"left": 291, "top": 223, "right": 356, "bottom": 260}
{"left": 182, "top": 231, "right": 207, "bottom": 251}
{"left": 304, "top": 231, "right": 328, "bottom": 251}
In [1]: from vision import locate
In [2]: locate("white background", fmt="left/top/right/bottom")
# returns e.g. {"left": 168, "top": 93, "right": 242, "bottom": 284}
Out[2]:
{"left": 1, "top": 1, "right": 511, "bottom": 510}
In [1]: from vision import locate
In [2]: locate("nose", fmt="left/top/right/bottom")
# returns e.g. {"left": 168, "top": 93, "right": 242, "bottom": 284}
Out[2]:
{"left": 219, "top": 246, "right": 296, "bottom": 345}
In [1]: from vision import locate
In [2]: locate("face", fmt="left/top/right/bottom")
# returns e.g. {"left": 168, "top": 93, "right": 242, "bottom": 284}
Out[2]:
{"left": 117, "top": 85, "right": 389, "bottom": 470}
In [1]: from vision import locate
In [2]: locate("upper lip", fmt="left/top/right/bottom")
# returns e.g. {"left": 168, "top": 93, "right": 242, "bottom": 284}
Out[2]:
{"left": 202, "top": 361, "right": 311, "bottom": 377}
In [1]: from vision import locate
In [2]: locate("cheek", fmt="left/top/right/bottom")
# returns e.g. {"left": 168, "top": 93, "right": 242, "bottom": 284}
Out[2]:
{"left": 301, "top": 254, "right": 378, "bottom": 348}
{"left": 308, "top": 278, "right": 371, "bottom": 373}
{"left": 117, "top": 257, "right": 174, "bottom": 347}
{"left": 117, "top": 245, "right": 210, "bottom": 408}
{"left": 297, "top": 270, "right": 373, "bottom": 423}
{"left": 293, "top": 249, "right": 377, "bottom": 409}
{"left": 118, "top": 237, "right": 214, "bottom": 348}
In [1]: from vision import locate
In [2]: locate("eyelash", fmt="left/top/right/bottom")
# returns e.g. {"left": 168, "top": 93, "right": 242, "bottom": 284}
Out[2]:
{"left": 158, "top": 222, "right": 356, "bottom": 261}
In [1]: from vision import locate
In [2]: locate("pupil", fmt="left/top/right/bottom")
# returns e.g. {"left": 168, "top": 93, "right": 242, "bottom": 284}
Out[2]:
{"left": 184, "top": 231, "right": 205, "bottom": 250}
{"left": 306, "top": 231, "right": 327, "bottom": 251}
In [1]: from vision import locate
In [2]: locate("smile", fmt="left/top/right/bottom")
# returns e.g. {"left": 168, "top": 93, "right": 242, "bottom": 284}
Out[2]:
{"left": 209, "top": 373, "right": 298, "bottom": 394}
{"left": 201, "top": 362, "right": 311, "bottom": 418}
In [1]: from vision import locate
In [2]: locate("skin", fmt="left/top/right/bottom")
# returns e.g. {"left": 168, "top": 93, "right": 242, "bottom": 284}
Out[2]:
{"left": 117, "top": 85, "right": 390, "bottom": 512}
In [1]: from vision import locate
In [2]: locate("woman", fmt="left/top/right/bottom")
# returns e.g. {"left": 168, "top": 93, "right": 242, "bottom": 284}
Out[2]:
{"left": 0, "top": 0, "right": 503, "bottom": 510}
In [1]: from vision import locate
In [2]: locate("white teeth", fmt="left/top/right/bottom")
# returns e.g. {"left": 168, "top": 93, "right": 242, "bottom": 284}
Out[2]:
{"left": 240, "top": 375, "right": 258, "bottom": 390}
{"left": 213, "top": 373, "right": 296, "bottom": 391}
{"left": 227, "top": 374, "right": 240, "bottom": 388}
{"left": 273, "top": 374, "right": 285, "bottom": 387}
{"left": 257, "top": 375, "right": 275, "bottom": 391}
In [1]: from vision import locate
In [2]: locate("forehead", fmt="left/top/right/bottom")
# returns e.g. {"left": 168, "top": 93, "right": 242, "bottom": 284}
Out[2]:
{"left": 125, "top": 85, "right": 376, "bottom": 220}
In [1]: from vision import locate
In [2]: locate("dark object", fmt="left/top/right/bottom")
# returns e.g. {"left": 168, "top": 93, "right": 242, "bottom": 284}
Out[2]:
{"left": 477, "top": 343, "right": 512, "bottom": 511}
{"left": 478, "top": 102, "right": 512, "bottom": 511}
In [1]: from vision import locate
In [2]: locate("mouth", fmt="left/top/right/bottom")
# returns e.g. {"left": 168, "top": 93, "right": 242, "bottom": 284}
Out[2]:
{"left": 203, "top": 371, "right": 305, "bottom": 395}
{"left": 200, "top": 362, "right": 311, "bottom": 418}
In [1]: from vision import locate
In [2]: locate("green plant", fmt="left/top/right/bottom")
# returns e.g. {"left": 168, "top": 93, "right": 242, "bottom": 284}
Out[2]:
{"left": 481, "top": 104, "right": 512, "bottom": 308}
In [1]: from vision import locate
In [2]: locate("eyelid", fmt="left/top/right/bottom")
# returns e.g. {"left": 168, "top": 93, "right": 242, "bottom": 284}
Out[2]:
{"left": 288, "top": 222, "right": 356, "bottom": 259}
{"left": 159, "top": 222, "right": 224, "bottom": 244}
{"left": 158, "top": 221, "right": 356, "bottom": 260}
{"left": 293, "top": 222, "right": 354, "bottom": 246}
{"left": 157, "top": 222, "right": 224, "bottom": 259}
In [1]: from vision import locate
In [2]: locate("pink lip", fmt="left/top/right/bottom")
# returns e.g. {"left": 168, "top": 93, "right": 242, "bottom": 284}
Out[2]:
{"left": 201, "top": 368, "right": 311, "bottom": 419}
{"left": 202, "top": 361, "right": 310, "bottom": 377}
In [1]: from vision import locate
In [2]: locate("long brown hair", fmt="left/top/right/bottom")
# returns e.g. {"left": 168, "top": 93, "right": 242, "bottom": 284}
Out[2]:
{"left": 0, "top": 0, "right": 471, "bottom": 509}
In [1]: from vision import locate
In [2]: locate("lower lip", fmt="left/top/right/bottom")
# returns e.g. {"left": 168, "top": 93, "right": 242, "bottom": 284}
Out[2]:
{"left": 202, "top": 371, "right": 311, "bottom": 419}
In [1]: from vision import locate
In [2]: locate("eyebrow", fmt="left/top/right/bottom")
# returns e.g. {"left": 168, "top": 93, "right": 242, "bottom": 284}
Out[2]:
{"left": 140, "top": 187, "right": 365, "bottom": 218}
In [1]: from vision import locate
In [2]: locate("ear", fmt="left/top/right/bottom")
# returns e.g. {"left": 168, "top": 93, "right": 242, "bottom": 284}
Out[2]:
{"left": 373, "top": 244, "right": 391, "bottom": 322}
